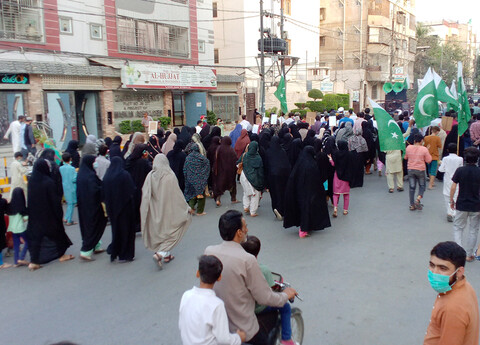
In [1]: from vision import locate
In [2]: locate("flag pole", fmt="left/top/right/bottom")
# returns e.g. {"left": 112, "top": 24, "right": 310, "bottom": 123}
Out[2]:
{"left": 457, "top": 132, "right": 460, "bottom": 156}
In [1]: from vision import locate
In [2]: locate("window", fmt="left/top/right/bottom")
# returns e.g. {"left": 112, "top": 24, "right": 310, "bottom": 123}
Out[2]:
{"left": 211, "top": 95, "right": 239, "bottom": 123}
{"left": 282, "top": 0, "right": 291, "bottom": 15}
{"left": 372, "top": 84, "right": 378, "bottom": 99}
{"left": 213, "top": 2, "right": 217, "bottom": 18}
{"left": 59, "top": 17, "right": 73, "bottom": 35}
{"left": 117, "top": 17, "right": 189, "bottom": 58}
{"left": 320, "top": 8, "right": 326, "bottom": 21}
{"left": 198, "top": 40, "right": 205, "bottom": 53}
{"left": 214, "top": 48, "right": 219, "bottom": 64}
{"left": 90, "top": 23, "right": 102, "bottom": 40}
{"left": 320, "top": 36, "right": 326, "bottom": 47}
{"left": 369, "top": 27, "right": 379, "bottom": 43}
{"left": 0, "top": 0, "right": 44, "bottom": 43}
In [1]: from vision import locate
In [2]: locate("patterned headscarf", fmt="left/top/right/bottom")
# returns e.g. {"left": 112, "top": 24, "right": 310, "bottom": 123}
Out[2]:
{"left": 183, "top": 144, "right": 210, "bottom": 202}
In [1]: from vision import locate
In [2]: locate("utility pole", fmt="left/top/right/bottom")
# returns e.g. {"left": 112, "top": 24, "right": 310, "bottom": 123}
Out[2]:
{"left": 280, "top": 0, "right": 286, "bottom": 94}
{"left": 389, "top": 2, "right": 395, "bottom": 81}
{"left": 259, "top": 0, "right": 265, "bottom": 116}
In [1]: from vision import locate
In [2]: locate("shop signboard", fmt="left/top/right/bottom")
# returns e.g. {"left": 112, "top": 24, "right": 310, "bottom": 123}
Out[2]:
{"left": 121, "top": 63, "right": 217, "bottom": 90}
{"left": 320, "top": 81, "right": 334, "bottom": 92}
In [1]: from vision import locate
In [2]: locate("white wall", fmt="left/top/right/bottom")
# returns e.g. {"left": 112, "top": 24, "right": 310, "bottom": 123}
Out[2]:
{"left": 197, "top": 0, "right": 215, "bottom": 65}
{"left": 57, "top": 0, "right": 107, "bottom": 55}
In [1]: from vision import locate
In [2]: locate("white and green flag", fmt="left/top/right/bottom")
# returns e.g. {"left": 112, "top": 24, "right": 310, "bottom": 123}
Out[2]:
{"left": 274, "top": 76, "right": 288, "bottom": 114}
{"left": 403, "top": 74, "right": 410, "bottom": 90}
{"left": 457, "top": 62, "right": 471, "bottom": 136}
{"left": 432, "top": 69, "right": 459, "bottom": 111}
{"left": 450, "top": 80, "right": 458, "bottom": 100}
{"left": 369, "top": 98, "right": 405, "bottom": 152}
{"left": 413, "top": 68, "right": 439, "bottom": 128}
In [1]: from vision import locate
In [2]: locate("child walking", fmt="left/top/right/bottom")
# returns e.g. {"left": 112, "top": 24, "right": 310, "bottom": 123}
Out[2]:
{"left": 329, "top": 140, "right": 353, "bottom": 217}
{"left": 59, "top": 152, "right": 77, "bottom": 225}
{"left": 7, "top": 188, "right": 28, "bottom": 266}
{"left": 0, "top": 193, "right": 11, "bottom": 269}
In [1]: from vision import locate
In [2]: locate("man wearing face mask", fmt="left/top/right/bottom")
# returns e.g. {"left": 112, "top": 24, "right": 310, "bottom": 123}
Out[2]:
{"left": 424, "top": 241, "right": 479, "bottom": 345}
{"left": 205, "top": 210, "right": 297, "bottom": 345}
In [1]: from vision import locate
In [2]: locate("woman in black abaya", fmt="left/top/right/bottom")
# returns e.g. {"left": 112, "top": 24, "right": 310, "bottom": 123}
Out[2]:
{"left": 283, "top": 146, "right": 331, "bottom": 238}
{"left": 167, "top": 140, "right": 187, "bottom": 192}
{"left": 125, "top": 144, "right": 152, "bottom": 232}
{"left": 40, "top": 148, "right": 63, "bottom": 197}
{"left": 77, "top": 155, "right": 108, "bottom": 261}
{"left": 104, "top": 157, "right": 136, "bottom": 262}
{"left": 202, "top": 126, "right": 221, "bottom": 151}
{"left": 109, "top": 136, "right": 123, "bottom": 160}
{"left": 65, "top": 140, "right": 80, "bottom": 168}
{"left": 287, "top": 138, "right": 303, "bottom": 168}
{"left": 264, "top": 136, "right": 291, "bottom": 220}
{"left": 27, "top": 159, "right": 74, "bottom": 270}
{"left": 303, "top": 129, "right": 316, "bottom": 148}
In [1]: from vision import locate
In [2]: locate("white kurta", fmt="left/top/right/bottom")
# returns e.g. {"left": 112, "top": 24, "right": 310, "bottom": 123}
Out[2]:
{"left": 438, "top": 153, "right": 463, "bottom": 197}
{"left": 10, "top": 159, "right": 27, "bottom": 198}
{"left": 179, "top": 286, "right": 241, "bottom": 345}
{"left": 4, "top": 121, "right": 22, "bottom": 152}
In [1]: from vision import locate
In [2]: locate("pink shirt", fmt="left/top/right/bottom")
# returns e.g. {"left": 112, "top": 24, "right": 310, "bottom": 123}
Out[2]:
{"left": 405, "top": 144, "right": 432, "bottom": 170}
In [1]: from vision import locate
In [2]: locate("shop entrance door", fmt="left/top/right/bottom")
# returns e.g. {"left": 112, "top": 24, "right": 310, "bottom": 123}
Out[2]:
{"left": 44, "top": 92, "right": 75, "bottom": 151}
{"left": 0, "top": 92, "right": 26, "bottom": 145}
{"left": 76, "top": 92, "right": 101, "bottom": 144}
{"left": 172, "top": 93, "right": 185, "bottom": 126}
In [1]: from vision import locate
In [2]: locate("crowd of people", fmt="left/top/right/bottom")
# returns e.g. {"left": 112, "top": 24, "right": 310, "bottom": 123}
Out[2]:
{"left": 1, "top": 103, "right": 480, "bottom": 344}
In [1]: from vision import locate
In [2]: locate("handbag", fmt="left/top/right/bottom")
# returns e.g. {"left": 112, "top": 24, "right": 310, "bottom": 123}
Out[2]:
{"left": 237, "top": 154, "right": 244, "bottom": 175}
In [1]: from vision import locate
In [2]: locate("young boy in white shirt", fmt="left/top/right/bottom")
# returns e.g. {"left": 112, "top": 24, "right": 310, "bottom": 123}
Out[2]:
{"left": 438, "top": 143, "right": 463, "bottom": 222}
{"left": 179, "top": 255, "right": 246, "bottom": 345}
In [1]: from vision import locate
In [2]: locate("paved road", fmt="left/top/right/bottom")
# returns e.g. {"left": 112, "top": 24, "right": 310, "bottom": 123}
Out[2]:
{"left": 2, "top": 173, "right": 480, "bottom": 345}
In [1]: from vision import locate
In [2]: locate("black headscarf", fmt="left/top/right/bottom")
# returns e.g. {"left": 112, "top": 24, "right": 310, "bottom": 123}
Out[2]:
{"left": 121, "top": 134, "right": 134, "bottom": 156}
{"left": 303, "top": 129, "right": 316, "bottom": 147}
{"left": 178, "top": 126, "right": 192, "bottom": 144}
{"left": 361, "top": 121, "right": 376, "bottom": 161}
{"left": 109, "top": 135, "right": 123, "bottom": 159}
{"left": 167, "top": 140, "right": 187, "bottom": 192}
{"left": 332, "top": 140, "right": 354, "bottom": 183}
{"left": 173, "top": 127, "right": 181, "bottom": 136}
{"left": 281, "top": 133, "right": 293, "bottom": 151}
{"left": 289, "top": 123, "right": 301, "bottom": 140}
{"left": 406, "top": 128, "right": 420, "bottom": 145}
{"left": 442, "top": 124, "right": 464, "bottom": 157}
{"left": 147, "top": 135, "right": 162, "bottom": 160}
{"left": 288, "top": 138, "right": 303, "bottom": 167}
{"left": 199, "top": 124, "right": 210, "bottom": 140}
{"left": 65, "top": 140, "right": 80, "bottom": 168}
{"left": 265, "top": 136, "right": 291, "bottom": 177}
{"left": 104, "top": 137, "right": 113, "bottom": 148}
{"left": 202, "top": 126, "right": 221, "bottom": 150}
{"left": 40, "top": 148, "right": 63, "bottom": 197}
{"left": 8, "top": 187, "right": 27, "bottom": 216}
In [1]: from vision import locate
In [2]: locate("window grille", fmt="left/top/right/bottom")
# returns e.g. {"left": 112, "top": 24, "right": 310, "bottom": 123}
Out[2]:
{"left": 117, "top": 17, "right": 189, "bottom": 58}
{"left": 0, "top": 0, "right": 44, "bottom": 43}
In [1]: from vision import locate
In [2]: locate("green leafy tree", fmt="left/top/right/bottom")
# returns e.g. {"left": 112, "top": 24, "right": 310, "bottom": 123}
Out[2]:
{"left": 308, "top": 89, "right": 324, "bottom": 101}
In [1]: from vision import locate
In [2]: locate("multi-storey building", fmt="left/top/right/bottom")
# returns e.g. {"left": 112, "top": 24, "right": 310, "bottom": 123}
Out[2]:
{"left": 318, "top": 0, "right": 416, "bottom": 111}
{"left": 423, "top": 20, "right": 477, "bottom": 88}
{"left": 0, "top": 0, "right": 240, "bottom": 150}
{"left": 213, "top": 0, "right": 321, "bottom": 119}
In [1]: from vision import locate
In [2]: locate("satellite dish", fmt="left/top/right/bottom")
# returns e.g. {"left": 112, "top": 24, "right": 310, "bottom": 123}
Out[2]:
{"left": 383, "top": 82, "right": 393, "bottom": 94}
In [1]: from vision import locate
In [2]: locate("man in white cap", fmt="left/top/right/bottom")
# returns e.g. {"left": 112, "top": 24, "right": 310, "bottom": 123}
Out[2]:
{"left": 338, "top": 107, "right": 354, "bottom": 127}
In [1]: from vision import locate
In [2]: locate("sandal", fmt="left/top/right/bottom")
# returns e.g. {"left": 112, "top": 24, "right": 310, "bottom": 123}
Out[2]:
{"left": 28, "top": 263, "right": 42, "bottom": 271}
{"left": 65, "top": 222, "right": 77, "bottom": 226}
{"left": 415, "top": 199, "right": 423, "bottom": 210}
{"left": 164, "top": 254, "right": 175, "bottom": 263}
{"left": 343, "top": 210, "right": 348, "bottom": 215}
{"left": 0, "top": 263, "right": 12, "bottom": 269}
{"left": 298, "top": 229, "right": 310, "bottom": 238}
{"left": 409, "top": 205, "right": 416, "bottom": 211}
{"left": 388, "top": 189, "right": 394, "bottom": 193}
{"left": 216, "top": 200, "right": 221, "bottom": 207}
{"left": 153, "top": 253, "right": 163, "bottom": 270}
{"left": 332, "top": 209, "right": 338, "bottom": 218}
{"left": 231, "top": 200, "right": 240, "bottom": 204}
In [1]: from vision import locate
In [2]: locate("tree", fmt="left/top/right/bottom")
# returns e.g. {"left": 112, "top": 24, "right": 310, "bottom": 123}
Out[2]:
{"left": 414, "top": 22, "right": 468, "bottom": 96}
{"left": 308, "top": 89, "right": 323, "bottom": 101}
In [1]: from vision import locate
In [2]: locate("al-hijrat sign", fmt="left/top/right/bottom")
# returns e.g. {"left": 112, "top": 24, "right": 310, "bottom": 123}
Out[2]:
{"left": 121, "top": 63, "right": 217, "bottom": 90}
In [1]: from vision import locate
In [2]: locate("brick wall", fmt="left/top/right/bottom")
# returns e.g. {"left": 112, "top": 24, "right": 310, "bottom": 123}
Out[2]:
{"left": 27, "top": 74, "right": 44, "bottom": 119}
{"left": 100, "top": 77, "right": 118, "bottom": 138}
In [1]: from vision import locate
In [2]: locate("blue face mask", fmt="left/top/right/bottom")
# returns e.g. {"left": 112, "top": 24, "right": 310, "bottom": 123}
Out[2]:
{"left": 428, "top": 268, "right": 459, "bottom": 293}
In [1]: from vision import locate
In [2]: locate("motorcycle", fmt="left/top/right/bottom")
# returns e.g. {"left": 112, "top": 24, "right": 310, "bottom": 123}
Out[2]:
{"left": 255, "top": 272, "right": 304, "bottom": 345}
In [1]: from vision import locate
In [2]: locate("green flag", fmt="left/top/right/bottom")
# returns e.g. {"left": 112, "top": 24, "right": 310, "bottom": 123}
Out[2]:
{"left": 369, "top": 98, "right": 405, "bottom": 152}
{"left": 432, "top": 69, "right": 459, "bottom": 111}
{"left": 403, "top": 75, "right": 409, "bottom": 90}
{"left": 274, "top": 76, "right": 288, "bottom": 114}
{"left": 413, "top": 68, "right": 439, "bottom": 128}
{"left": 457, "top": 61, "right": 471, "bottom": 136}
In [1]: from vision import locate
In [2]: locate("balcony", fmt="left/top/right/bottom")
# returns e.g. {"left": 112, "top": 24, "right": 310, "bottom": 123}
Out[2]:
{"left": 117, "top": 18, "right": 190, "bottom": 59}
{"left": 0, "top": 0, "right": 44, "bottom": 43}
